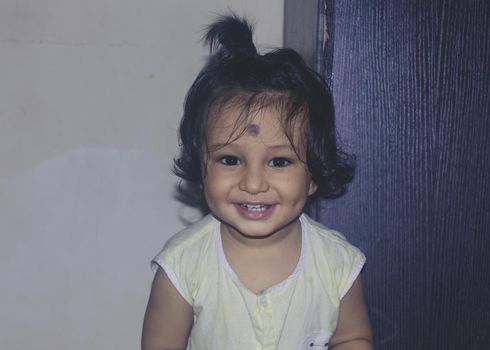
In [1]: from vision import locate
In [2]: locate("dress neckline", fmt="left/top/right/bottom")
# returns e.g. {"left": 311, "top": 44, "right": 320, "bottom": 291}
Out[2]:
{"left": 213, "top": 214, "right": 307, "bottom": 296}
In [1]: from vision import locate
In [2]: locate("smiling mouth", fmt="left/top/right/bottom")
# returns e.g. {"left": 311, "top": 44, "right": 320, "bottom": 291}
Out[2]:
{"left": 239, "top": 203, "right": 271, "bottom": 212}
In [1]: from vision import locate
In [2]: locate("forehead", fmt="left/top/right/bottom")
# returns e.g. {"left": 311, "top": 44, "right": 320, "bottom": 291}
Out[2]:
{"left": 206, "top": 93, "right": 307, "bottom": 145}
{"left": 207, "top": 105, "right": 293, "bottom": 144}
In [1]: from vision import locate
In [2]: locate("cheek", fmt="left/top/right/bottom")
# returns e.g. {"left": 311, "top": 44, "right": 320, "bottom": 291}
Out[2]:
{"left": 203, "top": 175, "right": 224, "bottom": 200}
{"left": 202, "top": 179, "right": 214, "bottom": 198}
{"left": 202, "top": 184, "right": 216, "bottom": 210}
{"left": 280, "top": 173, "right": 315, "bottom": 203}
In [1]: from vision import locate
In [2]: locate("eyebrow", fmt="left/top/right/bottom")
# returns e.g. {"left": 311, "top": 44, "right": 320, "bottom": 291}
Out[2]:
{"left": 208, "top": 143, "right": 294, "bottom": 151}
{"left": 267, "top": 144, "right": 295, "bottom": 150}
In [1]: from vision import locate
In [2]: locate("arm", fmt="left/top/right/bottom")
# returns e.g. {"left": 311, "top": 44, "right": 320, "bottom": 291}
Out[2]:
{"left": 329, "top": 276, "right": 373, "bottom": 350}
{"left": 141, "top": 268, "right": 193, "bottom": 350}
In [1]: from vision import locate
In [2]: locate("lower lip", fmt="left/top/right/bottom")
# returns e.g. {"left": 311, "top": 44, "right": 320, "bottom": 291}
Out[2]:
{"left": 234, "top": 204, "right": 275, "bottom": 220}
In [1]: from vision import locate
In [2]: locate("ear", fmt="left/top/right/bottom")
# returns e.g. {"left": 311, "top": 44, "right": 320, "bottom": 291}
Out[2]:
{"left": 308, "top": 180, "right": 318, "bottom": 196}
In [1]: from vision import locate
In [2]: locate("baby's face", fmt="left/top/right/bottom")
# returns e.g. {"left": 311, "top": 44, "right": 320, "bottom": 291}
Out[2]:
{"left": 203, "top": 105, "right": 317, "bottom": 241}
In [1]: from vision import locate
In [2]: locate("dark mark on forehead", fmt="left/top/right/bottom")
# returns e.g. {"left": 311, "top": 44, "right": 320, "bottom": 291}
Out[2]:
{"left": 246, "top": 123, "right": 260, "bottom": 136}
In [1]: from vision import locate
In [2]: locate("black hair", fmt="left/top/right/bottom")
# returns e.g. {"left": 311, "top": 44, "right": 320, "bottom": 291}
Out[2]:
{"left": 173, "top": 14, "right": 354, "bottom": 207}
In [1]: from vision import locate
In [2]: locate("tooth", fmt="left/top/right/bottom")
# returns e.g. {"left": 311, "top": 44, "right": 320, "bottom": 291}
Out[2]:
{"left": 241, "top": 204, "right": 267, "bottom": 212}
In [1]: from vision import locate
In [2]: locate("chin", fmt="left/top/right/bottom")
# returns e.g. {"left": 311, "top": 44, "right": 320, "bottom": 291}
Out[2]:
{"left": 218, "top": 214, "right": 301, "bottom": 240}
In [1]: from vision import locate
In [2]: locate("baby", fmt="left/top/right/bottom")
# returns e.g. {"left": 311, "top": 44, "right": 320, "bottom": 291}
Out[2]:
{"left": 142, "top": 15, "right": 373, "bottom": 350}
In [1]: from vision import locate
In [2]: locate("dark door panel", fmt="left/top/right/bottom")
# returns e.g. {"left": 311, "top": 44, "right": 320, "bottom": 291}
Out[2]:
{"left": 285, "top": 1, "right": 490, "bottom": 349}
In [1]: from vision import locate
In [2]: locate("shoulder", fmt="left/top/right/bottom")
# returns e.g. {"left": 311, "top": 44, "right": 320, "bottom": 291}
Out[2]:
{"left": 152, "top": 214, "right": 218, "bottom": 271}
{"left": 301, "top": 214, "right": 363, "bottom": 255}
{"left": 301, "top": 214, "right": 366, "bottom": 298}
{"left": 150, "top": 214, "right": 219, "bottom": 304}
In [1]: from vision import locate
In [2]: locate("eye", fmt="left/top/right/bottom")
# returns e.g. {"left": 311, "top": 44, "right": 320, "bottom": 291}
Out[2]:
{"left": 219, "top": 155, "right": 240, "bottom": 166}
{"left": 268, "top": 157, "right": 291, "bottom": 167}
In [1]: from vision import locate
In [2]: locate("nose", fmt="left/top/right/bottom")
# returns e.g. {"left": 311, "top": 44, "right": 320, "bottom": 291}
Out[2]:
{"left": 238, "top": 165, "right": 269, "bottom": 194}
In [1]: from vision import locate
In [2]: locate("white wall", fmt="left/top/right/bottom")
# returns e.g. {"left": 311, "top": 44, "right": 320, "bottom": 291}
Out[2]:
{"left": 0, "top": 1, "right": 283, "bottom": 349}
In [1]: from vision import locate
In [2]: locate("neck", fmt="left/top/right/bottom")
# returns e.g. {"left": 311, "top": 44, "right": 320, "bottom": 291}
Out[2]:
{"left": 219, "top": 217, "right": 303, "bottom": 250}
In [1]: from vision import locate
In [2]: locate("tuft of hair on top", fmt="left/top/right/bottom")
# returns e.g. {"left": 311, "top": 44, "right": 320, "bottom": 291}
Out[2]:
{"left": 173, "top": 14, "right": 355, "bottom": 208}
{"left": 204, "top": 14, "right": 257, "bottom": 58}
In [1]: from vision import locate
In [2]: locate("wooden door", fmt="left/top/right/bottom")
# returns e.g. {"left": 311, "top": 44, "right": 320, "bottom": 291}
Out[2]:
{"left": 285, "top": 1, "right": 490, "bottom": 349}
